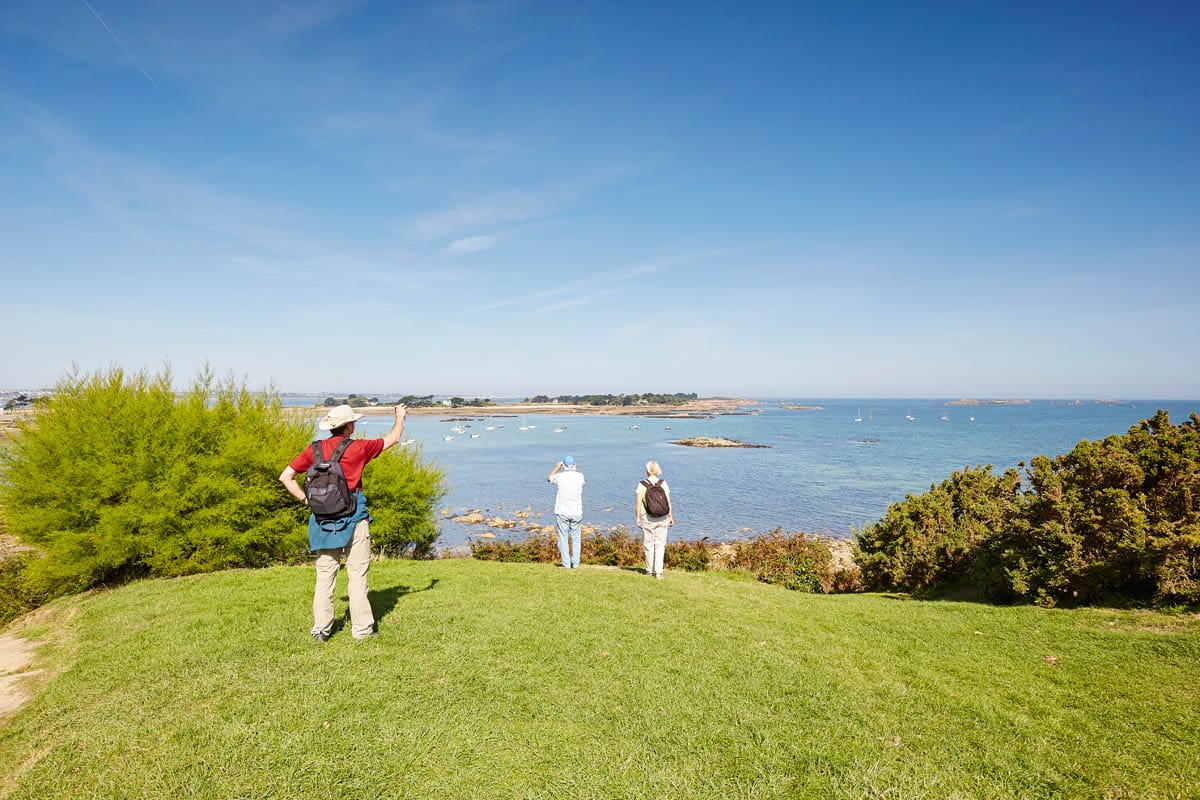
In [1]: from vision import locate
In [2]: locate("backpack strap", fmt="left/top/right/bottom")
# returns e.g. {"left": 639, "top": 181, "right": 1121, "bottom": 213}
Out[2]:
{"left": 312, "top": 438, "right": 354, "bottom": 465}
{"left": 328, "top": 437, "right": 354, "bottom": 463}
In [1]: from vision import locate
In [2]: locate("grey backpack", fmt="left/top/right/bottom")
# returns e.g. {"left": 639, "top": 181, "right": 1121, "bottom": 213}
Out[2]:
{"left": 305, "top": 439, "right": 355, "bottom": 520}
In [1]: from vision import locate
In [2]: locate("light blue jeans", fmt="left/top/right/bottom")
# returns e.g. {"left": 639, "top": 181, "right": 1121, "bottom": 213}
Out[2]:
{"left": 556, "top": 514, "right": 582, "bottom": 568}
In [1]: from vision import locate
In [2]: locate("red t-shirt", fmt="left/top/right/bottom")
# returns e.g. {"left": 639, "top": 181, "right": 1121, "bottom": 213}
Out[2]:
{"left": 289, "top": 437, "right": 385, "bottom": 492}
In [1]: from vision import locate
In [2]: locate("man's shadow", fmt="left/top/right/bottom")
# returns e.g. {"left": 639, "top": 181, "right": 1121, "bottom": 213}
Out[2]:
{"left": 368, "top": 577, "right": 440, "bottom": 621}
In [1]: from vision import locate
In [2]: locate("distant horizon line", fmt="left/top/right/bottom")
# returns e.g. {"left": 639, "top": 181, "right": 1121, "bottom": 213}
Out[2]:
{"left": 3, "top": 388, "right": 1198, "bottom": 403}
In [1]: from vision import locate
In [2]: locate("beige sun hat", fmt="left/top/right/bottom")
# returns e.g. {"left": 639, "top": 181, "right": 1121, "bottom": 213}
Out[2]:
{"left": 318, "top": 404, "right": 365, "bottom": 430}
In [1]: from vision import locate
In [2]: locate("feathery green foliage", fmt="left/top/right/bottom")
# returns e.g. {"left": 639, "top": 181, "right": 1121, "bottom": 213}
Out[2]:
{"left": 362, "top": 445, "right": 446, "bottom": 558}
{"left": 0, "top": 365, "right": 445, "bottom": 605}
{"left": 0, "top": 366, "right": 310, "bottom": 595}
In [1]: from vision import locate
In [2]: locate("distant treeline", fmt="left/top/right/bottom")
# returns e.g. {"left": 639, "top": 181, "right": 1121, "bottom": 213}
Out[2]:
{"left": 322, "top": 394, "right": 491, "bottom": 408}
{"left": 524, "top": 393, "right": 699, "bottom": 406}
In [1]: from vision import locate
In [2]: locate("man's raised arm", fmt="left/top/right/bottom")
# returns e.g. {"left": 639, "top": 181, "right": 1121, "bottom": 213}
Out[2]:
{"left": 381, "top": 405, "right": 407, "bottom": 450}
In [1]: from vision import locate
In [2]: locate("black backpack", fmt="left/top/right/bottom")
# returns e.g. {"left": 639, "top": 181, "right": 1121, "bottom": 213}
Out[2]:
{"left": 641, "top": 479, "right": 671, "bottom": 517}
{"left": 305, "top": 438, "right": 356, "bottom": 520}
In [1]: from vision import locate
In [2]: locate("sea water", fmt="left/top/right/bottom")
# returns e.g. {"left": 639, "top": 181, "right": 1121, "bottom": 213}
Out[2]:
{"left": 299, "top": 399, "right": 1198, "bottom": 548}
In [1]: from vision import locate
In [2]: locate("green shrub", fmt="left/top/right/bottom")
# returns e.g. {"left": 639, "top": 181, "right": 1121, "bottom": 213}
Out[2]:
{"left": 665, "top": 538, "right": 711, "bottom": 571}
{"left": 0, "top": 553, "right": 48, "bottom": 628}
{"left": 853, "top": 465, "right": 1023, "bottom": 594}
{"left": 854, "top": 410, "right": 1200, "bottom": 607}
{"left": 0, "top": 366, "right": 446, "bottom": 603}
{"left": 362, "top": 445, "right": 447, "bottom": 558}
{"left": 725, "top": 530, "right": 838, "bottom": 593}
{"left": 981, "top": 411, "right": 1200, "bottom": 606}
{"left": 583, "top": 526, "right": 643, "bottom": 567}
{"left": 469, "top": 532, "right": 559, "bottom": 563}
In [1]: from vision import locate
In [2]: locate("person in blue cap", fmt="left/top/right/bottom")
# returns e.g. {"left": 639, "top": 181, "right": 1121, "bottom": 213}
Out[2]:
{"left": 547, "top": 455, "right": 586, "bottom": 568}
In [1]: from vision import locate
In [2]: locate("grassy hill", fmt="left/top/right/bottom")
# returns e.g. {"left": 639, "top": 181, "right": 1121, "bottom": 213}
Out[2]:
{"left": 1, "top": 559, "right": 1197, "bottom": 799}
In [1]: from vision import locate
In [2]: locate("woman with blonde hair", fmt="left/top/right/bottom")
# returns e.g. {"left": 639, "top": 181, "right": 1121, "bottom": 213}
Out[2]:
{"left": 635, "top": 460, "right": 674, "bottom": 579}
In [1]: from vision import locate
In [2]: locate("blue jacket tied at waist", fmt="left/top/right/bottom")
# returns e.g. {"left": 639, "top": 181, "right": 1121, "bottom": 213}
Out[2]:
{"left": 307, "top": 491, "right": 371, "bottom": 551}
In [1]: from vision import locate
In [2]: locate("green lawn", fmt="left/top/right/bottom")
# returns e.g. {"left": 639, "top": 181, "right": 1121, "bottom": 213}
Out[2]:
{"left": 1, "top": 559, "right": 1197, "bottom": 799}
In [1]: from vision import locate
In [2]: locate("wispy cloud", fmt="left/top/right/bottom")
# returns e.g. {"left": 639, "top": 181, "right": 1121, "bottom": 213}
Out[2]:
{"left": 1, "top": 100, "right": 441, "bottom": 288}
{"left": 402, "top": 189, "right": 563, "bottom": 241}
{"left": 537, "top": 293, "right": 607, "bottom": 313}
{"left": 468, "top": 247, "right": 745, "bottom": 314}
{"left": 443, "top": 235, "right": 500, "bottom": 255}
{"left": 399, "top": 168, "right": 629, "bottom": 241}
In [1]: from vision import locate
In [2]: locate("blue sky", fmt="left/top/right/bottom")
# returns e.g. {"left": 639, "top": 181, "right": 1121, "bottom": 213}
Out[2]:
{"left": 1, "top": 1, "right": 1197, "bottom": 398}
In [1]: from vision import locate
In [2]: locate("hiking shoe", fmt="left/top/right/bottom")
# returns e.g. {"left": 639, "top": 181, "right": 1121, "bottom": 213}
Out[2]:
{"left": 312, "top": 631, "right": 330, "bottom": 643}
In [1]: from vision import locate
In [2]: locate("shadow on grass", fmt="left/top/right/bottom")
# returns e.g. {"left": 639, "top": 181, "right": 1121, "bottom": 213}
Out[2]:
{"left": 368, "top": 578, "right": 440, "bottom": 620}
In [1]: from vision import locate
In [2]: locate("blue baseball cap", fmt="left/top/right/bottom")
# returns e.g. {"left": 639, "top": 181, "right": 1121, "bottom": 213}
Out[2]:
{"left": 562, "top": 455, "right": 576, "bottom": 466}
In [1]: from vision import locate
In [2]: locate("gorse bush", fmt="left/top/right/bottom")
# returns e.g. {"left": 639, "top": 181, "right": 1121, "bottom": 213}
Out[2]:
{"left": 855, "top": 410, "right": 1200, "bottom": 606}
{"left": 853, "top": 466, "right": 1023, "bottom": 594}
{"left": 0, "top": 366, "right": 446, "bottom": 605}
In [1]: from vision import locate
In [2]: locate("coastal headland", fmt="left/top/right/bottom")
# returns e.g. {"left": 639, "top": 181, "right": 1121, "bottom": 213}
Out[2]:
{"left": 286, "top": 398, "right": 758, "bottom": 418}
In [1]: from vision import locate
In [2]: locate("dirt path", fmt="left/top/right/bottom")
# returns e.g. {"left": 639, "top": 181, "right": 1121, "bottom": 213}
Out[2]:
{"left": 0, "top": 634, "right": 40, "bottom": 717}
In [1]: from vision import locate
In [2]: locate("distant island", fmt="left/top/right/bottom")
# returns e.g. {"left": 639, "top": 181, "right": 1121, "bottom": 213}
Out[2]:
{"left": 290, "top": 397, "right": 754, "bottom": 418}
{"left": 945, "top": 399, "right": 1031, "bottom": 406}
{"left": 1053, "top": 399, "right": 1134, "bottom": 407}
{"left": 784, "top": 404, "right": 824, "bottom": 410}
{"left": 671, "top": 437, "right": 770, "bottom": 449}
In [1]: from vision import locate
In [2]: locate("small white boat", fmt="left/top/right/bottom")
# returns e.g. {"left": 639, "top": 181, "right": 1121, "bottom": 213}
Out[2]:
{"left": 485, "top": 426, "right": 496, "bottom": 431}
{"left": 906, "top": 411, "right": 915, "bottom": 421}
{"left": 969, "top": 415, "right": 975, "bottom": 422}
{"left": 553, "top": 427, "right": 565, "bottom": 433}
{"left": 941, "top": 411, "right": 949, "bottom": 421}
{"left": 443, "top": 435, "right": 454, "bottom": 442}
{"left": 854, "top": 410, "right": 863, "bottom": 422}
{"left": 629, "top": 425, "right": 639, "bottom": 430}
{"left": 400, "top": 438, "right": 416, "bottom": 446}
{"left": 470, "top": 433, "right": 480, "bottom": 438}
{"left": 519, "top": 425, "right": 529, "bottom": 431}
{"left": 450, "top": 426, "right": 466, "bottom": 434}
{"left": 664, "top": 426, "right": 672, "bottom": 431}
{"left": 527, "top": 424, "right": 537, "bottom": 429}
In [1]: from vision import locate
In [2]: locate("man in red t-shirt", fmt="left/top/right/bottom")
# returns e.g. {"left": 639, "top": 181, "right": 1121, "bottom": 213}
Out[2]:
{"left": 280, "top": 403, "right": 407, "bottom": 642}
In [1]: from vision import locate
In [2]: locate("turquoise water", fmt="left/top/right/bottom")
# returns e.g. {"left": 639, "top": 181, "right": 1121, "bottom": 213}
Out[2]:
{"left": 305, "top": 399, "right": 1199, "bottom": 547}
